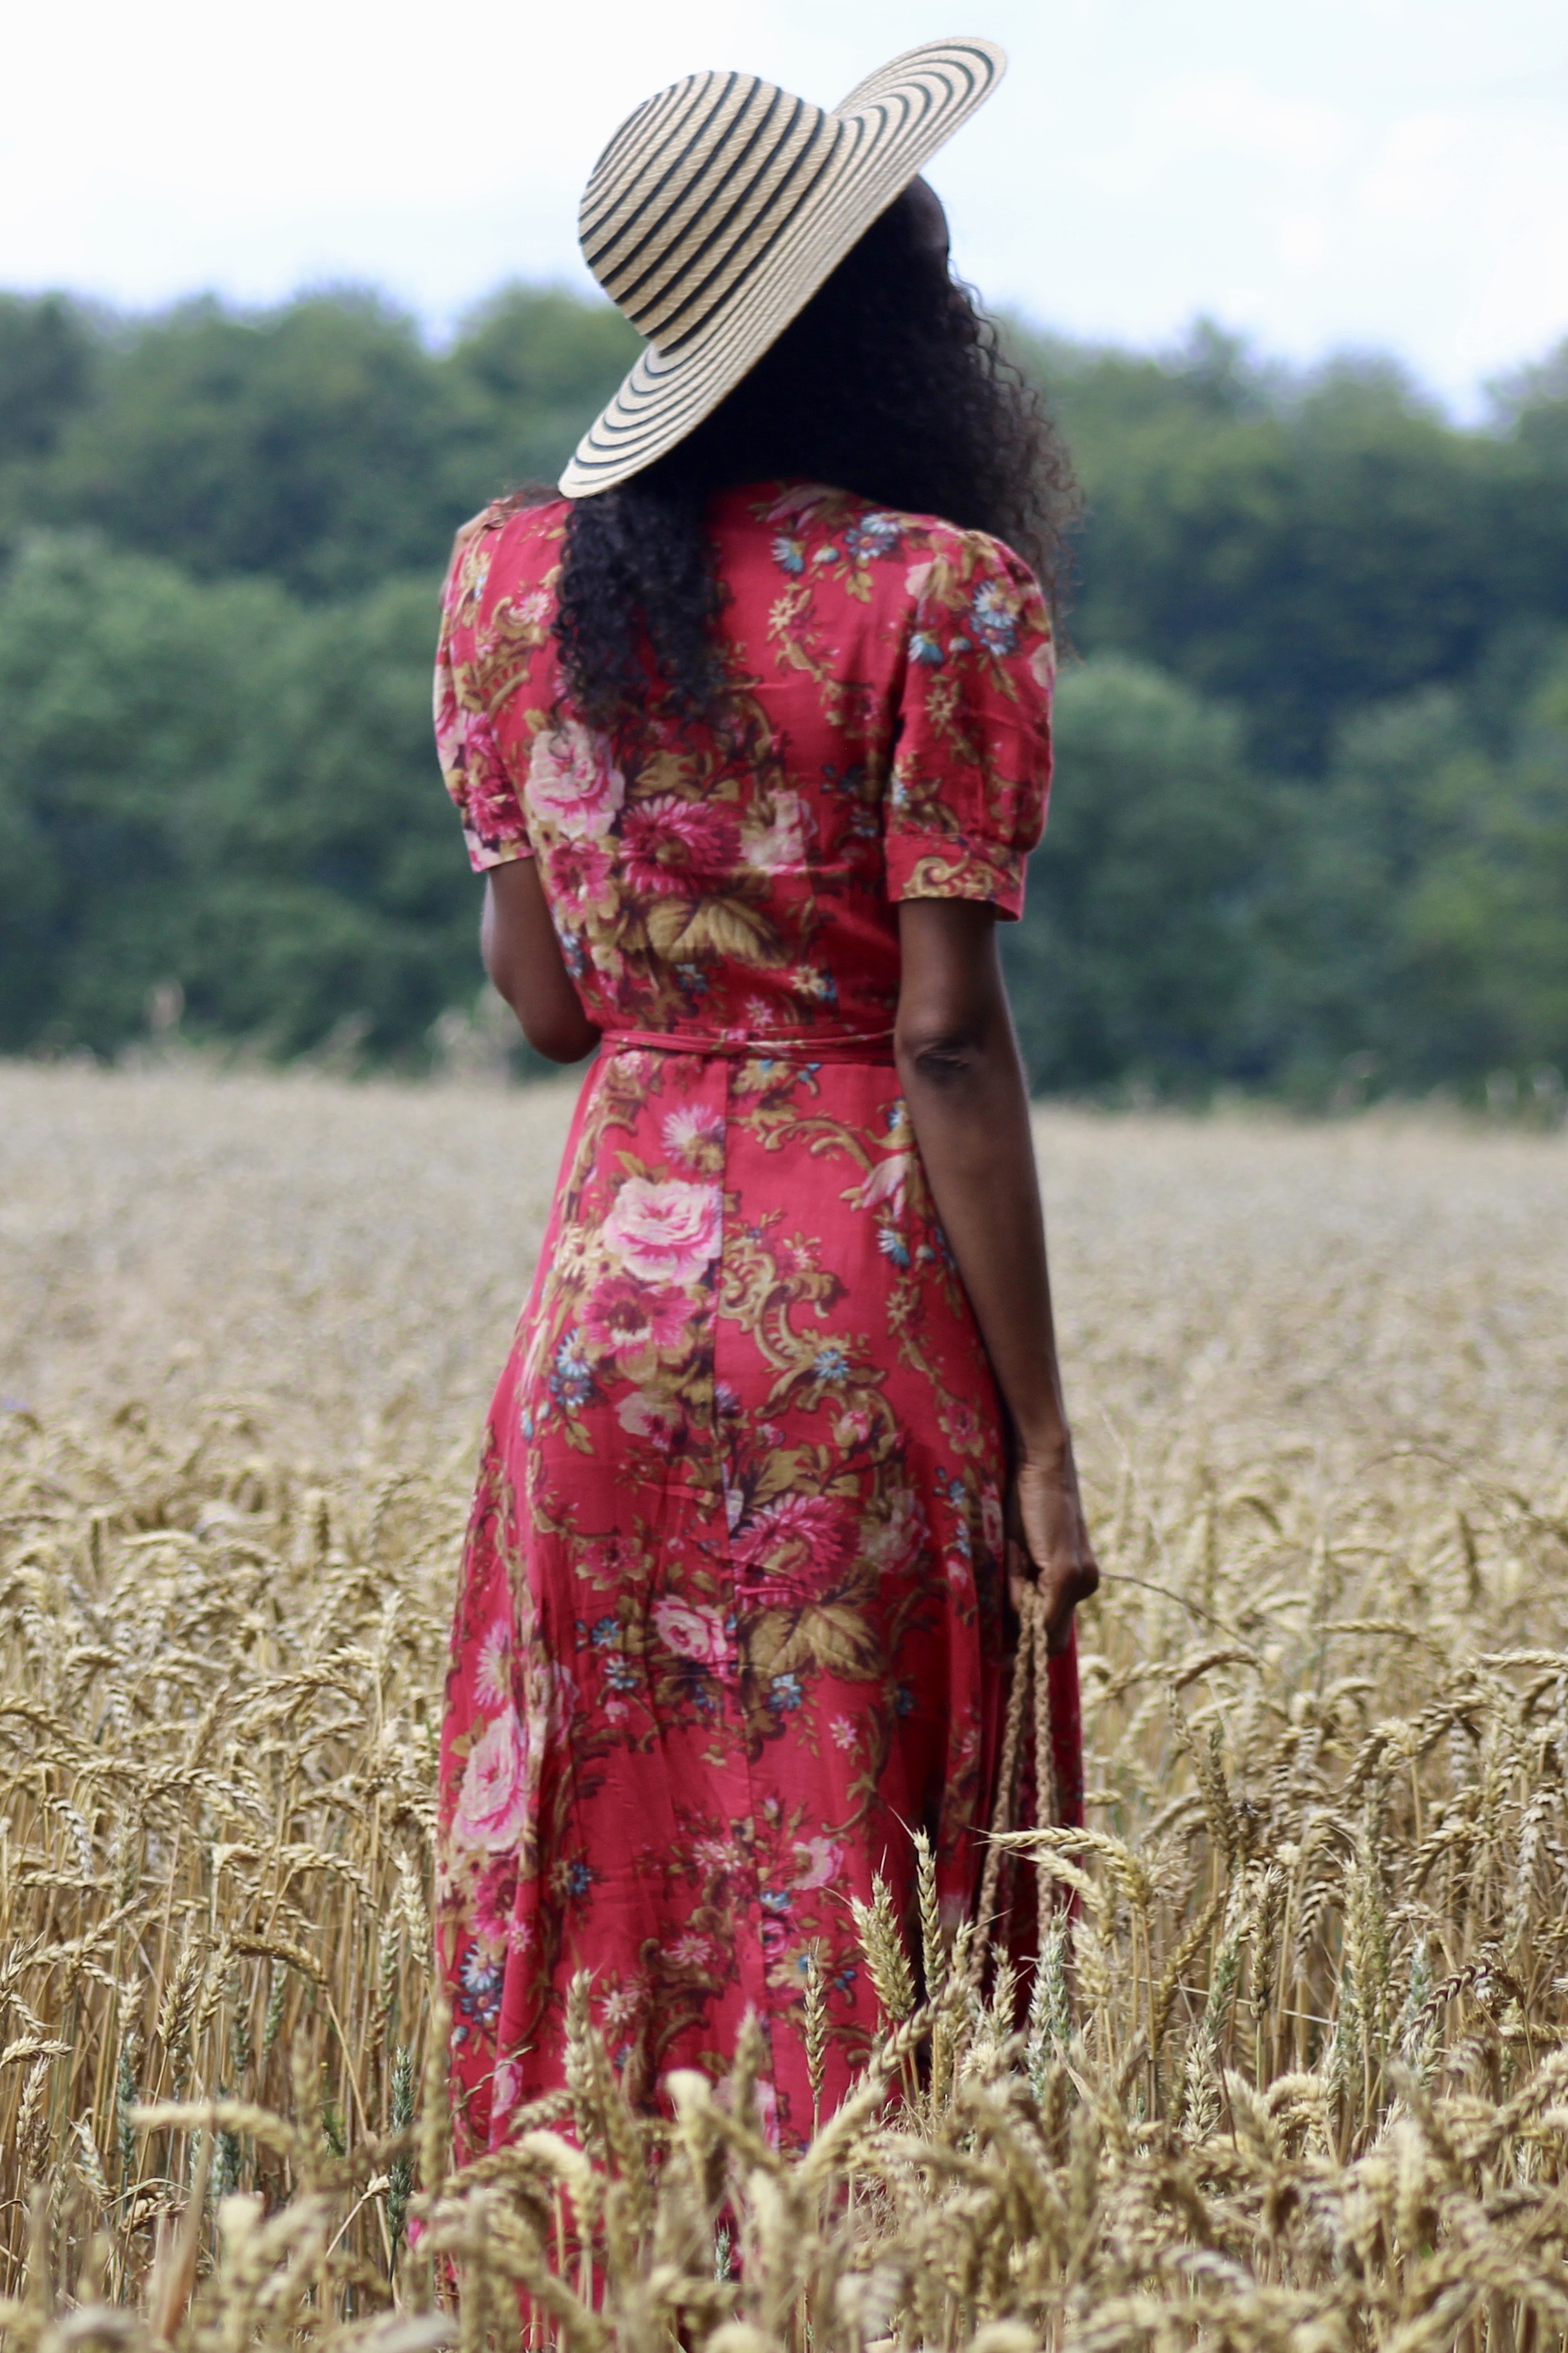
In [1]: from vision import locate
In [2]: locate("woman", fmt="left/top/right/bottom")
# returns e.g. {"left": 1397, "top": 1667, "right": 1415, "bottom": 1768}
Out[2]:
{"left": 434, "top": 39, "right": 1098, "bottom": 2159}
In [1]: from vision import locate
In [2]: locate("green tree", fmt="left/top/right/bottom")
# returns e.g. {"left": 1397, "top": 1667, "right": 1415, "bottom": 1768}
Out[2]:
{"left": 446, "top": 283, "right": 642, "bottom": 490}
{"left": 0, "top": 534, "right": 482, "bottom": 1058}
{"left": 0, "top": 293, "right": 96, "bottom": 465}
{"left": 1269, "top": 666, "right": 1568, "bottom": 1092}
{"left": 34, "top": 293, "right": 460, "bottom": 598}
{"left": 19, "top": 285, "right": 642, "bottom": 603}
{"left": 182, "top": 573, "right": 485, "bottom": 1054}
{"left": 1003, "top": 655, "right": 1270, "bottom": 1090}
{"left": 3, "top": 279, "right": 1567, "bottom": 1092}
{"left": 1020, "top": 325, "right": 1509, "bottom": 772}
{"left": 0, "top": 533, "right": 289, "bottom": 1048}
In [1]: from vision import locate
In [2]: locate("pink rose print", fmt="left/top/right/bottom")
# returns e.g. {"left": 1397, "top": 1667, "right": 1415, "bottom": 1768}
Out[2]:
{"left": 436, "top": 686, "right": 518, "bottom": 846}
{"left": 549, "top": 836, "right": 616, "bottom": 905}
{"left": 863, "top": 1487, "right": 927, "bottom": 1575}
{"left": 527, "top": 719, "right": 625, "bottom": 838}
{"left": 745, "top": 790, "right": 809, "bottom": 873}
{"left": 793, "top": 1835, "right": 844, "bottom": 1890}
{"left": 616, "top": 1389, "right": 683, "bottom": 1447}
{"left": 490, "top": 2058, "right": 525, "bottom": 2127}
{"left": 466, "top": 762, "right": 521, "bottom": 845}
{"left": 453, "top": 1708, "right": 531, "bottom": 1851}
{"left": 652, "top": 1596, "right": 731, "bottom": 1672}
{"left": 621, "top": 795, "right": 740, "bottom": 896}
{"left": 582, "top": 1273, "right": 689, "bottom": 1366}
{"left": 981, "top": 1487, "right": 1005, "bottom": 1558}
{"left": 603, "top": 1177, "right": 723, "bottom": 1287}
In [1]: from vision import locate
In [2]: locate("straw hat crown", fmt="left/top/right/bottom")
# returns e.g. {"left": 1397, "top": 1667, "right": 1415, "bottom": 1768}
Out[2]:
{"left": 561, "top": 38, "right": 1007, "bottom": 498}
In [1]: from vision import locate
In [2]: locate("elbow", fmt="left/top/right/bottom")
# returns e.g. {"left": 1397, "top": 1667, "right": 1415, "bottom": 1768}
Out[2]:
{"left": 895, "top": 1016, "right": 989, "bottom": 1087}
{"left": 521, "top": 1014, "right": 600, "bottom": 1065}
{"left": 485, "top": 957, "right": 598, "bottom": 1064}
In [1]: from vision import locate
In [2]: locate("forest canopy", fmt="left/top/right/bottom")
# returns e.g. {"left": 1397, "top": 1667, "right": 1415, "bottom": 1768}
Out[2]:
{"left": 1, "top": 282, "right": 1566, "bottom": 1100}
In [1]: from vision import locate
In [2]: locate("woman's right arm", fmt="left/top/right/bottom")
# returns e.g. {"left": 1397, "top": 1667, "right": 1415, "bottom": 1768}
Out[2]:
{"left": 894, "top": 896, "right": 1098, "bottom": 1647}
{"left": 482, "top": 858, "right": 602, "bottom": 1063}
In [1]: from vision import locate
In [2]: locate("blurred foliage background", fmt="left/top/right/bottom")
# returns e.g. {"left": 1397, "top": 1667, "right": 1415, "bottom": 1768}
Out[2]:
{"left": 1, "top": 282, "right": 1565, "bottom": 1100}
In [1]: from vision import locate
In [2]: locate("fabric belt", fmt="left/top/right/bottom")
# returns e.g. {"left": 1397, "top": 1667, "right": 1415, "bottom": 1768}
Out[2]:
{"left": 599, "top": 1025, "right": 897, "bottom": 1066}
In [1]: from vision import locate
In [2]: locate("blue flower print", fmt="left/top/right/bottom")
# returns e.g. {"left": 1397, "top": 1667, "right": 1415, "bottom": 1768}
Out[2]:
{"left": 458, "top": 1944, "right": 503, "bottom": 2028}
{"left": 877, "top": 1226, "right": 911, "bottom": 1271}
{"left": 970, "top": 576, "right": 1020, "bottom": 653}
{"left": 844, "top": 512, "right": 901, "bottom": 561}
{"left": 769, "top": 1673, "right": 804, "bottom": 1713}
{"left": 567, "top": 1860, "right": 593, "bottom": 1898}
{"left": 772, "top": 535, "right": 805, "bottom": 574}
{"left": 811, "top": 1347, "right": 850, "bottom": 1384}
{"left": 910, "top": 630, "right": 944, "bottom": 666}
{"left": 760, "top": 1886, "right": 792, "bottom": 1914}
{"left": 590, "top": 1614, "right": 621, "bottom": 1648}
{"left": 812, "top": 545, "right": 840, "bottom": 566}
{"left": 605, "top": 1655, "right": 640, "bottom": 1692}
{"left": 550, "top": 1332, "right": 593, "bottom": 1410}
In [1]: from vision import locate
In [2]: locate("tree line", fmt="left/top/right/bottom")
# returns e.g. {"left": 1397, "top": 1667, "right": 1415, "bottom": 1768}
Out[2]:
{"left": 1, "top": 283, "right": 1565, "bottom": 1099}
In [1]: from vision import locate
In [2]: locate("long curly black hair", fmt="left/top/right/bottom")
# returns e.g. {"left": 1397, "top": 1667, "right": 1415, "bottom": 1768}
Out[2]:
{"left": 553, "top": 184, "right": 1079, "bottom": 731}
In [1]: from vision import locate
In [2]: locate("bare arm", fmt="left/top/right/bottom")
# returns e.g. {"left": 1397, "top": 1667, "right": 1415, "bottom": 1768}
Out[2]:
{"left": 481, "top": 858, "right": 602, "bottom": 1064}
{"left": 894, "top": 898, "right": 1098, "bottom": 1647}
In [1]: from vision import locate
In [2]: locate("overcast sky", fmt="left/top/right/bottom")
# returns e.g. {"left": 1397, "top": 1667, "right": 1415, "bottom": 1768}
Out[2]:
{"left": 4, "top": 0, "right": 1565, "bottom": 414}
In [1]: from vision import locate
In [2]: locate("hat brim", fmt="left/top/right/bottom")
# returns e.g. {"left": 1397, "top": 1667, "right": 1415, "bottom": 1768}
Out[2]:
{"left": 558, "top": 37, "right": 1006, "bottom": 500}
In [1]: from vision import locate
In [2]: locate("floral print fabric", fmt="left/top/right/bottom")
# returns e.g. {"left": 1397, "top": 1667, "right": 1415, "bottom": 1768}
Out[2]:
{"left": 433, "top": 481, "right": 1080, "bottom": 2158}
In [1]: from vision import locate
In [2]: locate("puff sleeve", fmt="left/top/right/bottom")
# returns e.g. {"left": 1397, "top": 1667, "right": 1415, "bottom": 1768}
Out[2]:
{"left": 883, "top": 526, "right": 1054, "bottom": 919}
{"left": 434, "top": 516, "right": 534, "bottom": 873}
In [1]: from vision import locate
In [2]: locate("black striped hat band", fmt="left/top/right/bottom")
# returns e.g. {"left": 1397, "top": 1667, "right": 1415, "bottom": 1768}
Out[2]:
{"left": 560, "top": 38, "right": 1007, "bottom": 500}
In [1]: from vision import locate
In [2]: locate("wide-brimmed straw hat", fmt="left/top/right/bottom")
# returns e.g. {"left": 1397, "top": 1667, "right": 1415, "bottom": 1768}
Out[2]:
{"left": 558, "top": 37, "right": 1007, "bottom": 499}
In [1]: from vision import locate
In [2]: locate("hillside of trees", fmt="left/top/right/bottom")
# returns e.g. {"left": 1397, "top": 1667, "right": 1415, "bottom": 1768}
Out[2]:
{"left": 2, "top": 283, "right": 1566, "bottom": 1100}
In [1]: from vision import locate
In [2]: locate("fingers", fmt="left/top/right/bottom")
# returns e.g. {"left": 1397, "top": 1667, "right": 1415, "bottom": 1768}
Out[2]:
{"left": 1035, "top": 1552, "right": 1100, "bottom": 1654}
{"left": 1004, "top": 1460, "right": 1099, "bottom": 1648}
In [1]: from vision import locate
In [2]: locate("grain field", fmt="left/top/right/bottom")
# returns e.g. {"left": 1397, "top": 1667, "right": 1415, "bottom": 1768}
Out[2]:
{"left": 1, "top": 1058, "right": 1566, "bottom": 2353}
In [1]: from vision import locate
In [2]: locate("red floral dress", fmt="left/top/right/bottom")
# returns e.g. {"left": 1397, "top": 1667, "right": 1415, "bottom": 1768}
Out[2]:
{"left": 433, "top": 481, "right": 1081, "bottom": 2157}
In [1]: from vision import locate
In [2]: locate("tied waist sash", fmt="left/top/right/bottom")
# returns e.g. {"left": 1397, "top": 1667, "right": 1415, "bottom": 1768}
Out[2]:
{"left": 599, "top": 1024, "right": 897, "bottom": 1067}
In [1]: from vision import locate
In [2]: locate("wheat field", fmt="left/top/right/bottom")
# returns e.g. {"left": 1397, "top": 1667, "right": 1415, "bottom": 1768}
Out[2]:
{"left": 2, "top": 1058, "right": 1567, "bottom": 2353}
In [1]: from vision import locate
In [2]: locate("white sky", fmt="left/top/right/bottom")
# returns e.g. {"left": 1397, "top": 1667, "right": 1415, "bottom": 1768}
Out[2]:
{"left": 3, "top": 0, "right": 1565, "bottom": 415}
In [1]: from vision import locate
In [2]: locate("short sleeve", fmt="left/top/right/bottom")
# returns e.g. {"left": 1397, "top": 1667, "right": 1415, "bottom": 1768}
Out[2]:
{"left": 884, "top": 527, "right": 1054, "bottom": 920}
{"left": 434, "top": 516, "right": 534, "bottom": 874}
